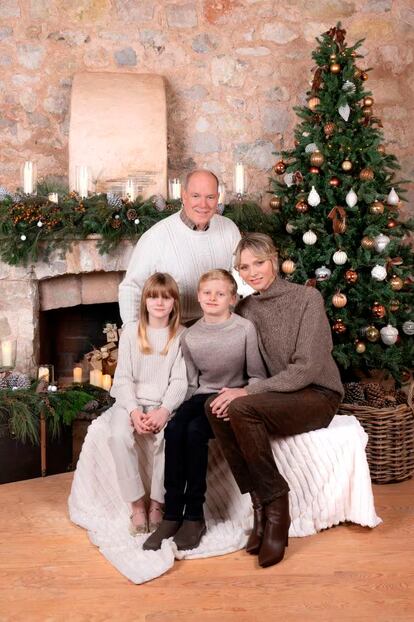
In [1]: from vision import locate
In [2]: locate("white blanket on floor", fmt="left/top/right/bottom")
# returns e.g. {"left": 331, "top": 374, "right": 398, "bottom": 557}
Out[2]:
{"left": 68, "top": 412, "right": 381, "bottom": 584}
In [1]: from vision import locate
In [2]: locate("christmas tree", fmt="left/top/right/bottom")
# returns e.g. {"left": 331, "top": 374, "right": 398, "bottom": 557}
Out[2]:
{"left": 271, "top": 24, "right": 414, "bottom": 385}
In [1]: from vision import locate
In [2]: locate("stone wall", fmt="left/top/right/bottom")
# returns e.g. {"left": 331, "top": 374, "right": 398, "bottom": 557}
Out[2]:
{"left": 0, "top": 0, "right": 413, "bottom": 209}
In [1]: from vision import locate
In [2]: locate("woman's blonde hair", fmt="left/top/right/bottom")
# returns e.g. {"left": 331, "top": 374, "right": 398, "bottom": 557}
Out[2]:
{"left": 198, "top": 269, "right": 237, "bottom": 296}
{"left": 138, "top": 273, "right": 181, "bottom": 355}
{"left": 233, "top": 232, "right": 278, "bottom": 273}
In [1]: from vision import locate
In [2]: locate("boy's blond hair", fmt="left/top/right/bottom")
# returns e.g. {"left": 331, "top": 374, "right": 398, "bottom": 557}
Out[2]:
{"left": 198, "top": 269, "right": 237, "bottom": 296}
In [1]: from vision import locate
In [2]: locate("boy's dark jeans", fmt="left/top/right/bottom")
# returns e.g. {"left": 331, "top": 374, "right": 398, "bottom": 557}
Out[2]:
{"left": 163, "top": 393, "right": 215, "bottom": 521}
{"left": 205, "top": 385, "right": 341, "bottom": 506}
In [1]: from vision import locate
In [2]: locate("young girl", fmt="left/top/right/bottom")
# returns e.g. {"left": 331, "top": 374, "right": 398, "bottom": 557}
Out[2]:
{"left": 104, "top": 272, "right": 188, "bottom": 534}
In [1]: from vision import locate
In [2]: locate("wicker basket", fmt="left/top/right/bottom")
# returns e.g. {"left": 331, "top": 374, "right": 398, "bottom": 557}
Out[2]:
{"left": 338, "top": 384, "right": 414, "bottom": 484}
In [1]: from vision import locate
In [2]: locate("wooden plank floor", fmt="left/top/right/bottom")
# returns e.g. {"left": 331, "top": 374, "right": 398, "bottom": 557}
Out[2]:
{"left": 0, "top": 474, "right": 413, "bottom": 622}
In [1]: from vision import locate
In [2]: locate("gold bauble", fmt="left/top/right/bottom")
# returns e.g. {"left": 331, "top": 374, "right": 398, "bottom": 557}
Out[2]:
{"left": 359, "top": 168, "right": 374, "bottom": 181}
{"left": 329, "top": 53, "right": 337, "bottom": 61}
{"left": 269, "top": 196, "right": 282, "bottom": 210}
{"left": 377, "top": 144, "right": 386, "bottom": 154}
{"left": 341, "top": 160, "right": 353, "bottom": 171}
{"left": 361, "top": 72, "right": 369, "bottom": 81}
{"left": 361, "top": 236, "right": 375, "bottom": 250}
{"left": 274, "top": 161, "right": 286, "bottom": 175}
{"left": 324, "top": 122, "right": 335, "bottom": 136}
{"left": 371, "top": 301, "right": 386, "bottom": 319}
{"left": 332, "top": 319, "right": 347, "bottom": 334}
{"left": 295, "top": 199, "right": 309, "bottom": 213}
{"left": 332, "top": 292, "right": 347, "bottom": 308}
{"left": 330, "top": 62, "right": 341, "bottom": 74}
{"left": 345, "top": 269, "right": 358, "bottom": 284}
{"left": 308, "top": 96, "right": 321, "bottom": 111}
{"left": 387, "top": 219, "right": 397, "bottom": 229}
{"left": 281, "top": 259, "right": 296, "bottom": 275}
{"left": 355, "top": 340, "right": 366, "bottom": 354}
{"left": 390, "top": 275, "right": 403, "bottom": 291}
{"left": 366, "top": 326, "right": 380, "bottom": 342}
{"left": 364, "top": 96, "right": 374, "bottom": 107}
{"left": 310, "top": 150, "right": 324, "bottom": 166}
{"left": 369, "top": 200, "right": 385, "bottom": 215}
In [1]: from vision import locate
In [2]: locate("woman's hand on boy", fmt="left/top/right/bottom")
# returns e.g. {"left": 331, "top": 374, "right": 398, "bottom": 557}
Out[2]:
{"left": 130, "top": 409, "right": 152, "bottom": 434}
{"left": 210, "top": 387, "right": 248, "bottom": 418}
{"left": 143, "top": 407, "right": 170, "bottom": 433}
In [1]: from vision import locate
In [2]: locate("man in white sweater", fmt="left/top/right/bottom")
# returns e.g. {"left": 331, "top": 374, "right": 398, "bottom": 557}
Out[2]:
{"left": 118, "top": 170, "right": 241, "bottom": 324}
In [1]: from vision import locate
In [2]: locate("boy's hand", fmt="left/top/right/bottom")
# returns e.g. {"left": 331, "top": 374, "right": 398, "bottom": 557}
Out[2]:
{"left": 210, "top": 387, "right": 248, "bottom": 418}
{"left": 143, "top": 407, "right": 170, "bottom": 433}
{"left": 130, "top": 409, "right": 152, "bottom": 435}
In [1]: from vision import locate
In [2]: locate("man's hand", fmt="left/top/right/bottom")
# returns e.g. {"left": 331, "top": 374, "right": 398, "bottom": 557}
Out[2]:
{"left": 210, "top": 387, "right": 248, "bottom": 419}
{"left": 143, "top": 407, "right": 170, "bottom": 433}
{"left": 130, "top": 409, "right": 152, "bottom": 435}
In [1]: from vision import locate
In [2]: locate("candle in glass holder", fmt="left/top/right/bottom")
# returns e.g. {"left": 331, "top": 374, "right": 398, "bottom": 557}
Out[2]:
{"left": 102, "top": 374, "right": 112, "bottom": 391}
{"left": 48, "top": 192, "right": 59, "bottom": 204}
{"left": 22, "top": 161, "right": 37, "bottom": 194}
{"left": 73, "top": 366, "right": 83, "bottom": 383}
{"left": 234, "top": 163, "right": 245, "bottom": 195}
{"left": 38, "top": 366, "right": 50, "bottom": 383}
{"left": 169, "top": 178, "right": 181, "bottom": 200}
{"left": 1, "top": 341, "right": 13, "bottom": 368}
{"left": 76, "top": 165, "right": 89, "bottom": 198}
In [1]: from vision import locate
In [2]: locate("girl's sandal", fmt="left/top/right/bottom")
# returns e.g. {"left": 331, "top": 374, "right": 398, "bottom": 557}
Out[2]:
{"left": 148, "top": 505, "right": 164, "bottom": 532}
{"left": 129, "top": 508, "right": 148, "bottom": 536}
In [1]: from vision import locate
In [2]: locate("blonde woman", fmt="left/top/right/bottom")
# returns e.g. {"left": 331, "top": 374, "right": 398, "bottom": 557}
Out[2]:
{"left": 106, "top": 272, "right": 188, "bottom": 534}
{"left": 206, "top": 233, "right": 344, "bottom": 568}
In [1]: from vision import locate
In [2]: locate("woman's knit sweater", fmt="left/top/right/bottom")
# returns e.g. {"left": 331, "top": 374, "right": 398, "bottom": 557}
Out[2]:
{"left": 236, "top": 277, "right": 344, "bottom": 397}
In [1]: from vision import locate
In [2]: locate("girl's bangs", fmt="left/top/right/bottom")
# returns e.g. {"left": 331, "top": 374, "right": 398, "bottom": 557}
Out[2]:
{"left": 146, "top": 284, "right": 176, "bottom": 299}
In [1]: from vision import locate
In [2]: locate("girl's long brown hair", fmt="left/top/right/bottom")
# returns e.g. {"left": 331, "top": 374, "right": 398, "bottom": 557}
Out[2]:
{"left": 138, "top": 273, "right": 181, "bottom": 355}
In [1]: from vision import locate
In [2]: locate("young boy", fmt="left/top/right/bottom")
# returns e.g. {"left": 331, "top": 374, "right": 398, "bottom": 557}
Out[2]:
{"left": 143, "top": 269, "right": 266, "bottom": 551}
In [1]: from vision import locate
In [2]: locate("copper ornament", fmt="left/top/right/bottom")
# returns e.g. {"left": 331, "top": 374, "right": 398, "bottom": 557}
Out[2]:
{"left": 369, "top": 200, "right": 384, "bottom": 215}
{"left": 310, "top": 151, "right": 324, "bottom": 166}
{"left": 345, "top": 269, "right": 358, "bottom": 284}
{"left": 274, "top": 161, "right": 286, "bottom": 175}
{"left": 371, "top": 302, "right": 386, "bottom": 319}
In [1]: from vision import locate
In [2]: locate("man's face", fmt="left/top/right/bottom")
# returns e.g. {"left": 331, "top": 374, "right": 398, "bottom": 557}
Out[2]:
{"left": 182, "top": 172, "right": 219, "bottom": 230}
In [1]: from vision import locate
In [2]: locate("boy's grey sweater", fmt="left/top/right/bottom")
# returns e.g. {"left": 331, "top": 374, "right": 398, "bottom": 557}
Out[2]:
{"left": 236, "top": 277, "right": 344, "bottom": 398}
{"left": 181, "top": 313, "right": 267, "bottom": 396}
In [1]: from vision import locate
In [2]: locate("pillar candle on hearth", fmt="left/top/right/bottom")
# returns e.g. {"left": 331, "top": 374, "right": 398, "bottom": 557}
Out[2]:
{"left": 89, "top": 369, "right": 102, "bottom": 388}
{"left": 234, "top": 163, "right": 245, "bottom": 195}
{"left": 38, "top": 366, "right": 50, "bottom": 383}
{"left": 73, "top": 366, "right": 83, "bottom": 383}
{"left": 102, "top": 374, "right": 112, "bottom": 391}
{"left": 1, "top": 341, "right": 13, "bottom": 368}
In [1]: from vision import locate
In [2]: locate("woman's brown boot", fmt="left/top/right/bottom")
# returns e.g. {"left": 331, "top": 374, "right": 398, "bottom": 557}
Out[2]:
{"left": 245, "top": 491, "right": 265, "bottom": 555}
{"left": 258, "top": 493, "right": 290, "bottom": 568}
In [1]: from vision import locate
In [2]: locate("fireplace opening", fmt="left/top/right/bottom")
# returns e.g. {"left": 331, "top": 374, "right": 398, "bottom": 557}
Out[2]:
{"left": 39, "top": 302, "right": 122, "bottom": 384}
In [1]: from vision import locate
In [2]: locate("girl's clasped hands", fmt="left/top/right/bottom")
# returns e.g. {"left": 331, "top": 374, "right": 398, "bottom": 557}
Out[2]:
{"left": 130, "top": 407, "right": 170, "bottom": 435}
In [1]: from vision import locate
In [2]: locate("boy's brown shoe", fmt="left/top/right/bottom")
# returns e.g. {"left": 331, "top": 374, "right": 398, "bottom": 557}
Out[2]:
{"left": 173, "top": 519, "right": 206, "bottom": 550}
{"left": 142, "top": 519, "right": 181, "bottom": 551}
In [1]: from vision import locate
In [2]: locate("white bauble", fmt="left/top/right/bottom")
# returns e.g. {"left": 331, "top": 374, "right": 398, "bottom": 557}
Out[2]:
{"left": 387, "top": 187, "right": 399, "bottom": 206}
{"left": 380, "top": 324, "right": 398, "bottom": 345}
{"left": 37, "top": 220, "right": 43, "bottom": 228}
{"left": 402, "top": 320, "right": 414, "bottom": 335}
{"left": 338, "top": 103, "right": 350, "bottom": 121}
{"left": 308, "top": 186, "right": 321, "bottom": 207}
{"left": 371, "top": 264, "right": 387, "bottom": 281}
{"left": 374, "top": 233, "right": 390, "bottom": 253}
{"left": 345, "top": 188, "right": 358, "bottom": 208}
{"left": 284, "top": 173, "right": 294, "bottom": 187}
{"left": 286, "top": 222, "right": 297, "bottom": 234}
{"left": 342, "top": 80, "right": 356, "bottom": 93}
{"left": 315, "top": 265, "right": 331, "bottom": 281}
{"left": 302, "top": 230, "right": 317, "bottom": 245}
{"left": 20, "top": 234, "right": 26, "bottom": 241}
{"left": 305, "top": 142, "right": 318, "bottom": 153}
{"left": 332, "top": 250, "right": 348, "bottom": 265}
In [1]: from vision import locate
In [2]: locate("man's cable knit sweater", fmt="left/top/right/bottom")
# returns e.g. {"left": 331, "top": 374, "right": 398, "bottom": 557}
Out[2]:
{"left": 236, "top": 277, "right": 344, "bottom": 398}
{"left": 118, "top": 211, "right": 241, "bottom": 324}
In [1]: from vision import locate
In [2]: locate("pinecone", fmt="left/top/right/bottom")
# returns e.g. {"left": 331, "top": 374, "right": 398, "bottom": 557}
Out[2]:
{"left": 343, "top": 382, "right": 366, "bottom": 405}
{"left": 395, "top": 389, "right": 408, "bottom": 405}
{"left": 364, "top": 382, "right": 386, "bottom": 408}
{"left": 126, "top": 208, "right": 137, "bottom": 221}
{"left": 107, "top": 192, "right": 123, "bottom": 210}
{"left": 152, "top": 194, "right": 166, "bottom": 212}
{"left": 111, "top": 217, "right": 121, "bottom": 229}
{"left": 0, "top": 186, "right": 11, "bottom": 201}
{"left": 7, "top": 372, "right": 31, "bottom": 390}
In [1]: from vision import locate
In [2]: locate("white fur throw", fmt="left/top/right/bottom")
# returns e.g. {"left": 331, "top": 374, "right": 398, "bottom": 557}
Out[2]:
{"left": 68, "top": 412, "right": 381, "bottom": 584}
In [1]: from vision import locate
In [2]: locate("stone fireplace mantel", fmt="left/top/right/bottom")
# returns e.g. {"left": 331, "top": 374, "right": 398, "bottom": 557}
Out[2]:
{"left": 0, "top": 238, "right": 134, "bottom": 375}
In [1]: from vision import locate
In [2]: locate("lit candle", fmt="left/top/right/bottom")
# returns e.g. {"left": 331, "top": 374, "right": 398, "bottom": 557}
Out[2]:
{"left": 23, "top": 161, "right": 35, "bottom": 194}
{"left": 76, "top": 165, "right": 89, "bottom": 198}
{"left": 169, "top": 178, "right": 181, "bottom": 200}
{"left": 1, "top": 341, "right": 13, "bottom": 368}
{"left": 48, "top": 192, "right": 59, "bottom": 204}
{"left": 73, "top": 366, "right": 83, "bottom": 383}
{"left": 102, "top": 374, "right": 112, "bottom": 391}
{"left": 125, "top": 178, "right": 136, "bottom": 201}
{"left": 89, "top": 369, "right": 102, "bottom": 388}
{"left": 38, "top": 366, "right": 50, "bottom": 383}
{"left": 234, "top": 163, "right": 245, "bottom": 195}
{"left": 218, "top": 184, "right": 226, "bottom": 206}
